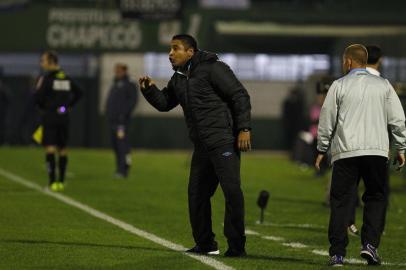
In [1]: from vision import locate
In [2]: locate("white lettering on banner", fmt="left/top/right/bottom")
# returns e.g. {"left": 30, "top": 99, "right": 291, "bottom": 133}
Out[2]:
{"left": 120, "top": 0, "right": 181, "bottom": 13}
{"left": 48, "top": 8, "right": 121, "bottom": 24}
{"left": 47, "top": 24, "right": 142, "bottom": 49}
{"left": 47, "top": 8, "right": 142, "bottom": 49}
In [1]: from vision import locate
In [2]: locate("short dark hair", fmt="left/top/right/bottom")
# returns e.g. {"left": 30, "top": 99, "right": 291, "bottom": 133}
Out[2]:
{"left": 344, "top": 44, "right": 368, "bottom": 65}
{"left": 172, "top": 34, "right": 198, "bottom": 51}
{"left": 44, "top": 50, "right": 59, "bottom": 64}
{"left": 116, "top": 63, "right": 128, "bottom": 72}
{"left": 366, "top": 45, "right": 382, "bottom": 65}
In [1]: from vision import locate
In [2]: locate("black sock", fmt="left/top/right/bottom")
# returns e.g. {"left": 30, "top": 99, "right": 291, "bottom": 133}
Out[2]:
{"left": 46, "top": 153, "right": 56, "bottom": 185}
{"left": 58, "top": 155, "right": 68, "bottom": 183}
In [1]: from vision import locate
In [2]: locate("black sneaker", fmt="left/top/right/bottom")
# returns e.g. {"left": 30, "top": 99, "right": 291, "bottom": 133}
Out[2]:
{"left": 186, "top": 243, "right": 220, "bottom": 255}
{"left": 224, "top": 248, "right": 247, "bottom": 257}
{"left": 360, "top": 243, "right": 381, "bottom": 265}
{"left": 328, "top": 255, "right": 344, "bottom": 267}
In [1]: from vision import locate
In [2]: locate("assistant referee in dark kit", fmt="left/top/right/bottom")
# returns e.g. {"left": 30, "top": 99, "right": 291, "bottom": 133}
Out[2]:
{"left": 35, "top": 51, "right": 82, "bottom": 192}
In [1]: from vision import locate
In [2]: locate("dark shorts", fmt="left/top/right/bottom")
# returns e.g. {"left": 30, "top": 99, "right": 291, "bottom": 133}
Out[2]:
{"left": 42, "top": 122, "right": 69, "bottom": 148}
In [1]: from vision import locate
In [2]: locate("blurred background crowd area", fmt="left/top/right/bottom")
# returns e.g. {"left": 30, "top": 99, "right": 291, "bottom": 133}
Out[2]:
{"left": 1, "top": 0, "right": 406, "bottom": 152}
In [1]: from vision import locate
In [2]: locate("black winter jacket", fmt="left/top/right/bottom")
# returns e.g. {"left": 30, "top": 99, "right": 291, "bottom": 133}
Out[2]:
{"left": 142, "top": 50, "right": 251, "bottom": 150}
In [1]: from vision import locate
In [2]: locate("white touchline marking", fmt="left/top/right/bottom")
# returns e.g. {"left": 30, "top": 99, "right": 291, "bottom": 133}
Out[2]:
{"left": 282, "top": 242, "right": 307, "bottom": 249}
{"left": 255, "top": 221, "right": 325, "bottom": 230}
{"left": 346, "top": 258, "right": 367, "bottom": 265}
{"left": 311, "top": 249, "right": 406, "bottom": 266}
{"left": 261, "top": 236, "right": 285, "bottom": 242}
{"left": 383, "top": 262, "right": 406, "bottom": 266}
{"left": 311, "top": 249, "right": 329, "bottom": 256}
{"left": 0, "top": 168, "right": 234, "bottom": 270}
{"left": 245, "top": 229, "right": 260, "bottom": 235}
{"left": 247, "top": 227, "right": 406, "bottom": 267}
{"left": 311, "top": 250, "right": 367, "bottom": 265}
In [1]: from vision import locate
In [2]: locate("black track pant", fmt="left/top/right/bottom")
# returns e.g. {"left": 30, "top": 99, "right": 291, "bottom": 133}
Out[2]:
{"left": 329, "top": 156, "right": 389, "bottom": 256}
{"left": 188, "top": 143, "right": 246, "bottom": 251}
{"left": 110, "top": 124, "right": 131, "bottom": 176}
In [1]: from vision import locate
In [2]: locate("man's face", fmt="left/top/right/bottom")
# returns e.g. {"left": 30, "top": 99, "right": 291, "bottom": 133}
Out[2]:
{"left": 40, "top": 54, "right": 51, "bottom": 71}
{"left": 115, "top": 65, "right": 126, "bottom": 79}
{"left": 169, "top": 39, "right": 194, "bottom": 68}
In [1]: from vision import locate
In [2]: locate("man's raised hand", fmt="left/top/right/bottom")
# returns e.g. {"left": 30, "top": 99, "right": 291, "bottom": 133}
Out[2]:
{"left": 139, "top": 76, "right": 154, "bottom": 90}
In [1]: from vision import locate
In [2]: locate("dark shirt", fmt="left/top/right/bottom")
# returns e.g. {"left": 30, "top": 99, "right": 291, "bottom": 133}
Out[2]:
{"left": 34, "top": 69, "right": 83, "bottom": 124}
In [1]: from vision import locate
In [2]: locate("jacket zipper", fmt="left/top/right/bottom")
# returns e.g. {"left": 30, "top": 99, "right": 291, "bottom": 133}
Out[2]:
{"left": 180, "top": 69, "right": 208, "bottom": 151}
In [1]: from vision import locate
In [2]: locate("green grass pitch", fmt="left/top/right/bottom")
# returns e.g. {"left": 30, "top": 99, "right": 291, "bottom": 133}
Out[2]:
{"left": 0, "top": 147, "right": 405, "bottom": 269}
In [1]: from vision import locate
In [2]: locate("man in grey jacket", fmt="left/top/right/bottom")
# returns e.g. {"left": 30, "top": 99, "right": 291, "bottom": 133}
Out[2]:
{"left": 315, "top": 44, "right": 406, "bottom": 266}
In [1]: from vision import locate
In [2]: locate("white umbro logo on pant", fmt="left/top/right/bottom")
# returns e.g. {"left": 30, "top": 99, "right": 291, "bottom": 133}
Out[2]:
{"left": 222, "top": 152, "right": 232, "bottom": 157}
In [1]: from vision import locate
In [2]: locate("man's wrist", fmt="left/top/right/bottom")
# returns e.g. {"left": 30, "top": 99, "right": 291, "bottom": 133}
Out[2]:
{"left": 240, "top": 128, "right": 251, "bottom": 132}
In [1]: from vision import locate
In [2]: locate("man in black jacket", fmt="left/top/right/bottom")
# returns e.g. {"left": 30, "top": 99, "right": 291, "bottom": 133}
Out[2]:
{"left": 139, "top": 34, "right": 251, "bottom": 257}
{"left": 35, "top": 51, "right": 82, "bottom": 191}
{"left": 106, "top": 63, "right": 138, "bottom": 178}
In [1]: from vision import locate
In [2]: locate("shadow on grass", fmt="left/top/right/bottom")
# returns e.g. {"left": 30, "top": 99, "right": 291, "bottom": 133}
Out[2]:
{"left": 1, "top": 238, "right": 173, "bottom": 253}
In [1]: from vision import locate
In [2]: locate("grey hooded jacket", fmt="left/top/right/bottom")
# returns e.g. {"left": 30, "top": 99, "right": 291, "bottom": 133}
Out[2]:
{"left": 317, "top": 68, "right": 406, "bottom": 163}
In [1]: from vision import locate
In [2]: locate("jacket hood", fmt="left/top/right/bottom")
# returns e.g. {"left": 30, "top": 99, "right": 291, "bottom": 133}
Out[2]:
{"left": 191, "top": 50, "right": 218, "bottom": 65}
{"left": 177, "top": 50, "right": 218, "bottom": 73}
